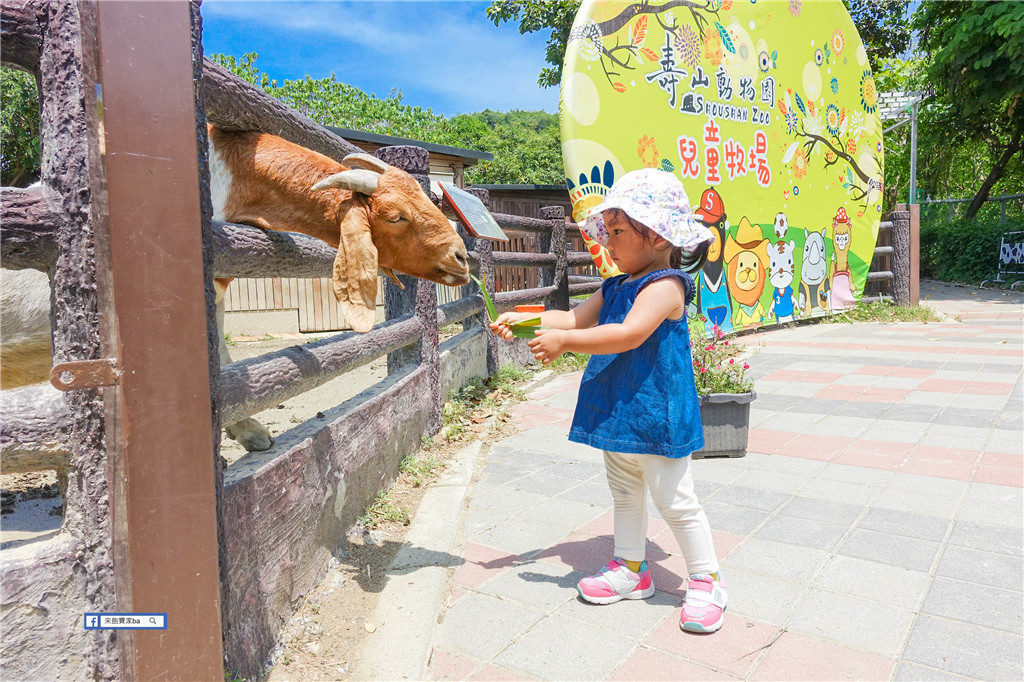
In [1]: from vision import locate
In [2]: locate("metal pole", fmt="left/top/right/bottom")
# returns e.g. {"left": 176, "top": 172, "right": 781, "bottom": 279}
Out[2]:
{"left": 94, "top": 1, "right": 224, "bottom": 678}
{"left": 909, "top": 102, "right": 918, "bottom": 205}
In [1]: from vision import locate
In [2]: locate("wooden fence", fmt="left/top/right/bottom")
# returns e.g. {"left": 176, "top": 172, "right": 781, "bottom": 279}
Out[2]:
{"left": 0, "top": 3, "right": 916, "bottom": 680}
{"left": 0, "top": 2, "right": 586, "bottom": 679}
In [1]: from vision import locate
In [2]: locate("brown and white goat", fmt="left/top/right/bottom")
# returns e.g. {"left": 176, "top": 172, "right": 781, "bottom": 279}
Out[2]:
{"left": 207, "top": 126, "right": 470, "bottom": 450}
{"left": 0, "top": 129, "right": 470, "bottom": 453}
{"left": 208, "top": 125, "right": 469, "bottom": 332}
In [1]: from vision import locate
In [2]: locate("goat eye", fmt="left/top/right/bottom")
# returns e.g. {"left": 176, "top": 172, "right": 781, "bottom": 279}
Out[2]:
{"left": 386, "top": 215, "right": 404, "bottom": 224}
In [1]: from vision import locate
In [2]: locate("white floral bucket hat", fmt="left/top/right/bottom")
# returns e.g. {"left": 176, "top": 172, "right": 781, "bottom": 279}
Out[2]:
{"left": 579, "top": 168, "right": 714, "bottom": 254}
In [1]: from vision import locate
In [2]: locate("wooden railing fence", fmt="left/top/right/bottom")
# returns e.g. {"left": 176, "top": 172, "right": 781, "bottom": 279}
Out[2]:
{"left": 0, "top": 2, "right": 595, "bottom": 680}
{"left": 0, "top": 2, "right": 918, "bottom": 680}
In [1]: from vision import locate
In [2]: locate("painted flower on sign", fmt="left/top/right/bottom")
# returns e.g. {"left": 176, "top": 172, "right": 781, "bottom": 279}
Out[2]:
{"left": 825, "top": 104, "right": 842, "bottom": 136}
{"left": 859, "top": 69, "right": 878, "bottom": 114}
{"left": 675, "top": 25, "right": 702, "bottom": 69}
{"left": 831, "top": 29, "right": 845, "bottom": 54}
{"left": 637, "top": 135, "right": 659, "bottom": 168}
{"left": 704, "top": 31, "right": 724, "bottom": 66}
{"left": 571, "top": 20, "right": 603, "bottom": 62}
{"left": 793, "top": 147, "right": 808, "bottom": 179}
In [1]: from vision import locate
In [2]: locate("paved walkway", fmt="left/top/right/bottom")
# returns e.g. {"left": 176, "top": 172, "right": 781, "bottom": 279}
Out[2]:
{"left": 356, "top": 281, "right": 1023, "bottom": 681}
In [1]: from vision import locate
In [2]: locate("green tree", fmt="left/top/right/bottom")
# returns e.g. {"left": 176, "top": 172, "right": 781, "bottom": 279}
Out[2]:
{"left": 211, "top": 53, "right": 567, "bottom": 185}
{"left": 487, "top": 0, "right": 913, "bottom": 88}
{"left": 210, "top": 52, "right": 451, "bottom": 140}
{"left": 844, "top": 0, "right": 912, "bottom": 66}
{"left": 1, "top": 67, "right": 41, "bottom": 187}
{"left": 912, "top": 0, "right": 1024, "bottom": 219}
{"left": 456, "top": 110, "right": 564, "bottom": 184}
{"left": 486, "top": 0, "right": 578, "bottom": 88}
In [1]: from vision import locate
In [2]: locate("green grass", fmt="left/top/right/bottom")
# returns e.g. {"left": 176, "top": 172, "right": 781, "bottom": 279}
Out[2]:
{"left": 399, "top": 449, "right": 444, "bottom": 488}
{"left": 440, "top": 367, "right": 532, "bottom": 440}
{"left": 823, "top": 300, "right": 940, "bottom": 324}
{"left": 548, "top": 351, "right": 589, "bottom": 373}
{"left": 358, "top": 490, "right": 409, "bottom": 529}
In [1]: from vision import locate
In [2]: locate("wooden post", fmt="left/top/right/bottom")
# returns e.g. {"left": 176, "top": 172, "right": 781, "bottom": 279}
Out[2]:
{"left": 375, "top": 146, "right": 430, "bottom": 375}
{"left": 93, "top": 1, "right": 224, "bottom": 678}
{"left": 541, "top": 206, "right": 569, "bottom": 311}
{"left": 890, "top": 209, "right": 911, "bottom": 307}
{"left": 892, "top": 205, "right": 921, "bottom": 306}
{"left": 909, "top": 204, "right": 920, "bottom": 305}
{"left": 464, "top": 188, "right": 499, "bottom": 375}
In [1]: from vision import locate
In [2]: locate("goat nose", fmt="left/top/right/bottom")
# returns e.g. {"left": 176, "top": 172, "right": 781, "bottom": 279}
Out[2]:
{"left": 454, "top": 248, "right": 468, "bottom": 269}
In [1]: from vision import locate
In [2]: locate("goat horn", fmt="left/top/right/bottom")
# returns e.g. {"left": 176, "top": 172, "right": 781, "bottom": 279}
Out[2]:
{"left": 310, "top": 169, "right": 380, "bottom": 195}
{"left": 342, "top": 153, "right": 390, "bottom": 174}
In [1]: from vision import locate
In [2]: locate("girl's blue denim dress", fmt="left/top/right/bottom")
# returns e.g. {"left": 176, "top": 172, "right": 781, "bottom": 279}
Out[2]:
{"left": 568, "top": 269, "right": 704, "bottom": 458}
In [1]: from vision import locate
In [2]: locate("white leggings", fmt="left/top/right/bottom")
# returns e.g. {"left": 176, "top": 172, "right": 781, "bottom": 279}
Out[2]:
{"left": 604, "top": 450, "right": 719, "bottom": 576}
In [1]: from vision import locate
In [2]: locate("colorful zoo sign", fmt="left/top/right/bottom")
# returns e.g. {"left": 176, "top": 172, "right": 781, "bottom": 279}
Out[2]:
{"left": 560, "top": 0, "right": 884, "bottom": 333}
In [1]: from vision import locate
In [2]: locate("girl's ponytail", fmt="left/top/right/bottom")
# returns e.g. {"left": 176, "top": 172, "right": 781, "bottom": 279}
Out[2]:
{"left": 676, "top": 240, "right": 710, "bottom": 274}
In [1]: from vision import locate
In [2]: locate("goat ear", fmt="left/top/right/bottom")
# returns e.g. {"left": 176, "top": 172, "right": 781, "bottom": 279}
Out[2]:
{"left": 331, "top": 206, "right": 378, "bottom": 333}
{"left": 311, "top": 169, "right": 379, "bottom": 196}
{"left": 342, "top": 153, "right": 389, "bottom": 174}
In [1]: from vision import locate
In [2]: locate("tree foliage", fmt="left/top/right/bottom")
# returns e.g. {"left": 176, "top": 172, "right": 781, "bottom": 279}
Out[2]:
{"left": 452, "top": 109, "right": 564, "bottom": 184}
{"left": 486, "top": 0, "right": 579, "bottom": 88}
{"left": 1, "top": 67, "right": 41, "bottom": 187}
{"left": 843, "top": 0, "right": 912, "bottom": 66}
{"left": 909, "top": 1, "right": 1024, "bottom": 218}
{"left": 486, "top": 0, "right": 912, "bottom": 88}
{"left": 210, "top": 52, "right": 563, "bottom": 185}
{"left": 211, "top": 53, "right": 450, "bottom": 140}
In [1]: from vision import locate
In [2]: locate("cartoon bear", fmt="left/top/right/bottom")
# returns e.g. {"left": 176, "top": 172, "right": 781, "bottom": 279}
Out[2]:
{"left": 724, "top": 216, "right": 770, "bottom": 330}
{"left": 798, "top": 227, "right": 830, "bottom": 316}
{"left": 828, "top": 207, "right": 857, "bottom": 311}
{"left": 694, "top": 188, "right": 733, "bottom": 334}
{"left": 768, "top": 240, "right": 798, "bottom": 323}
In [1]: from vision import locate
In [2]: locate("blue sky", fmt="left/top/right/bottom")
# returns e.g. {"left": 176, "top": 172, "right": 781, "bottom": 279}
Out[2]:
{"left": 201, "top": 0, "right": 560, "bottom": 117}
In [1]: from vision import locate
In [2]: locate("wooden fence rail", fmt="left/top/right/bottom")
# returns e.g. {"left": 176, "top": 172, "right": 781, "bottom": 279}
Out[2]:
{"left": 0, "top": 3, "right": 918, "bottom": 680}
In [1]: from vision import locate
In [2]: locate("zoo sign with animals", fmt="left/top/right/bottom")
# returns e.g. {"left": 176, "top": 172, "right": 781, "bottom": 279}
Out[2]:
{"left": 561, "top": 0, "right": 884, "bottom": 333}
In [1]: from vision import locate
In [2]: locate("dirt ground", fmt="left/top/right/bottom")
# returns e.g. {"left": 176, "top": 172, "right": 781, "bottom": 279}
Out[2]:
{"left": 261, "top": 393, "right": 523, "bottom": 682}
{"left": 0, "top": 333, "right": 389, "bottom": 546}
{"left": 1, "top": 332, "right": 529, "bottom": 680}
{"left": 219, "top": 333, "right": 391, "bottom": 465}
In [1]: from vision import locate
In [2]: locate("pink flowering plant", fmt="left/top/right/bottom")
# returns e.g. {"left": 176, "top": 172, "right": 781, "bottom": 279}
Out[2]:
{"left": 688, "top": 314, "right": 754, "bottom": 395}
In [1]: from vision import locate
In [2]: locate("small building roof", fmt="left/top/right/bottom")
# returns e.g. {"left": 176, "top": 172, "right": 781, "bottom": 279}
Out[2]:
{"left": 327, "top": 126, "right": 493, "bottom": 164}
{"left": 471, "top": 183, "right": 568, "bottom": 191}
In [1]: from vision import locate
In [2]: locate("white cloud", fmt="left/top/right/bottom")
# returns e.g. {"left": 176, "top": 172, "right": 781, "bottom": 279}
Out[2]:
{"left": 202, "top": 0, "right": 560, "bottom": 115}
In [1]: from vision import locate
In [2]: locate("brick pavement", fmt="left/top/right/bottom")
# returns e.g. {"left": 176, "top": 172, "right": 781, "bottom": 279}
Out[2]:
{"left": 362, "top": 282, "right": 1023, "bottom": 681}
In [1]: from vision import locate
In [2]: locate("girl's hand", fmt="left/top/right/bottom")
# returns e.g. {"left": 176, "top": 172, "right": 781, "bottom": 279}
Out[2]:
{"left": 490, "top": 311, "right": 529, "bottom": 341}
{"left": 527, "top": 328, "right": 567, "bottom": 365}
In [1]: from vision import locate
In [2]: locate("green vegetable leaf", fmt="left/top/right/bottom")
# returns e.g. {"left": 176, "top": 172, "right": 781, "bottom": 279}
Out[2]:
{"left": 470, "top": 273, "right": 498, "bottom": 322}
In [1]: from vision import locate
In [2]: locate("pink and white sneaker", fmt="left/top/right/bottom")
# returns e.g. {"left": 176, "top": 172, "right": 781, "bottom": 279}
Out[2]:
{"left": 576, "top": 559, "right": 655, "bottom": 605}
{"left": 680, "top": 574, "right": 727, "bottom": 633}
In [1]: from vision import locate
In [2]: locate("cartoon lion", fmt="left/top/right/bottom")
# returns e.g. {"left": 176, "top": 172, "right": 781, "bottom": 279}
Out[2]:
{"left": 724, "top": 216, "right": 770, "bottom": 329}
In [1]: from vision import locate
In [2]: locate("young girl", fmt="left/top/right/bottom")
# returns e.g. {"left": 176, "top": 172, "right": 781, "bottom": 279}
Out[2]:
{"left": 491, "top": 169, "right": 727, "bottom": 633}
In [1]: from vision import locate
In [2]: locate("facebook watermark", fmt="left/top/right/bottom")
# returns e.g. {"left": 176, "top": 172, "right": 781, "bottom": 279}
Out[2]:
{"left": 83, "top": 613, "right": 167, "bottom": 630}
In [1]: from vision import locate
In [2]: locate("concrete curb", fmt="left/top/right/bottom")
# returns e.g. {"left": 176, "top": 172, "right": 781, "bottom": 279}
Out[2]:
{"left": 352, "top": 440, "right": 483, "bottom": 680}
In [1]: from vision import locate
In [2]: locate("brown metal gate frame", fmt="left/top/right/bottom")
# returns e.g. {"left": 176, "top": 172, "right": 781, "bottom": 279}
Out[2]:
{"left": 93, "top": 1, "right": 224, "bottom": 678}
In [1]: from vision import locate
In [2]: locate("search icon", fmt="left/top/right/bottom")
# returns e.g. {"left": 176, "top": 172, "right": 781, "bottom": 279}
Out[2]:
{"left": 149, "top": 617, "right": 157, "bottom": 625}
